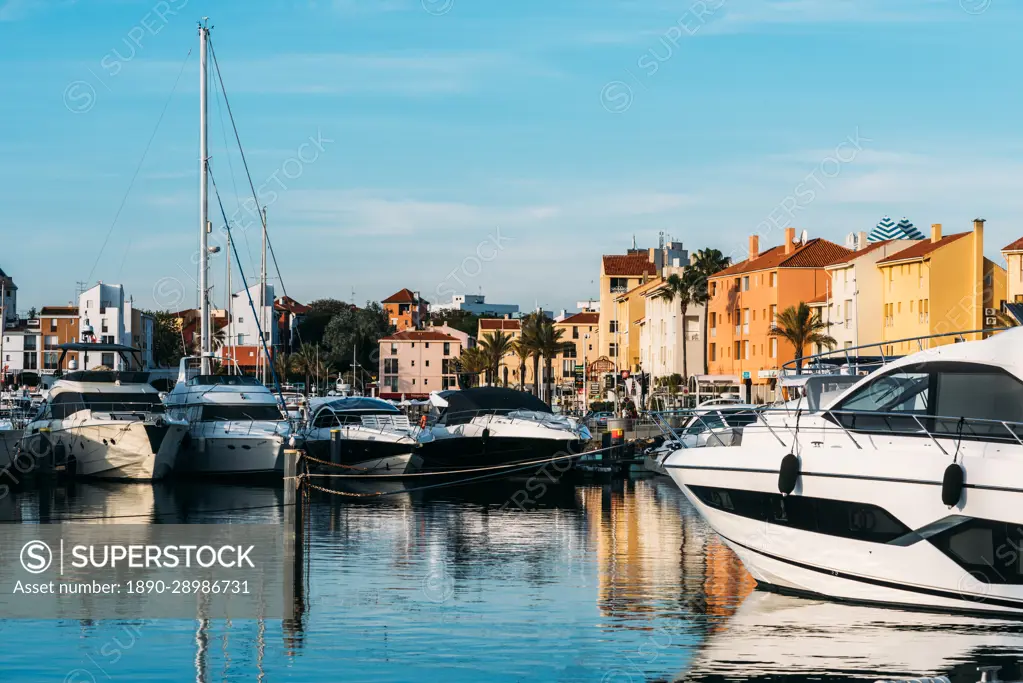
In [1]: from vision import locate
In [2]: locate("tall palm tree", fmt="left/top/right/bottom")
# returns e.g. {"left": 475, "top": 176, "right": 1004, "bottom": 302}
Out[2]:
{"left": 770, "top": 303, "right": 836, "bottom": 374}
{"left": 478, "top": 331, "right": 515, "bottom": 387}
{"left": 690, "top": 248, "right": 731, "bottom": 374}
{"left": 518, "top": 312, "right": 543, "bottom": 395}
{"left": 273, "top": 351, "right": 291, "bottom": 386}
{"left": 655, "top": 269, "right": 701, "bottom": 381}
{"left": 511, "top": 338, "right": 531, "bottom": 390}
{"left": 456, "top": 346, "right": 488, "bottom": 388}
{"left": 532, "top": 317, "right": 570, "bottom": 406}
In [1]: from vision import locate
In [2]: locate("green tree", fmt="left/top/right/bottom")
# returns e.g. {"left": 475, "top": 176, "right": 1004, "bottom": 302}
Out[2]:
{"left": 455, "top": 346, "right": 488, "bottom": 388}
{"left": 770, "top": 303, "right": 836, "bottom": 374}
{"left": 147, "top": 310, "right": 185, "bottom": 368}
{"left": 690, "top": 248, "right": 731, "bottom": 374}
{"left": 511, "top": 338, "right": 531, "bottom": 390}
{"left": 478, "top": 331, "right": 515, "bottom": 386}
{"left": 322, "top": 302, "right": 390, "bottom": 374}
{"left": 290, "top": 343, "right": 330, "bottom": 392}
{"left": 532, "top": 316, "right": 570, "bottom": 406}
{"left": 517, "top": 312, "right": 544, "bottom": 396}
{"left": 299, "top": 298, "right": 353, "bottom": 345}
{"left": 429, "top": 310, "right": 480, "bottom": 338}
{"left": 655, "top": 270, "right": 702, "bottom": 381}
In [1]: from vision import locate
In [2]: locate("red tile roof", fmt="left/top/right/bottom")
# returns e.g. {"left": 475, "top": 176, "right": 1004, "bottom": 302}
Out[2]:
{"left": 382, "top": 288, "right": 419, "bottom": 304}
{"left": 479, "top": 319, "right": 521, "bottom": 331}
{"left": 274, "top": 296, "right": 311, "bottom": 314}
{"left": 602, "top": 254, "right": 657, "bottom": 277}
{"left": 712, "top": 238, "right": 852, "bottom": 278}
{"left": 806, "top": 292, "right": 829, "bottom": 304}
{"left": 559, "top": 312, "right": 600, "bottom": 325}
{"left": 40, "top": 306, "right": 78, "bottom": 316}
{"left": 825, "top": 239, "right": 898, "bottom": 266}
{"left": 1003, "top": 237, "right": 1023, "bottom": 252}
{"left": 380, "top": 329, "right": 458, "bottom": 342}
{"left": 876, "top": 232, "right": 970, "bottom": 265}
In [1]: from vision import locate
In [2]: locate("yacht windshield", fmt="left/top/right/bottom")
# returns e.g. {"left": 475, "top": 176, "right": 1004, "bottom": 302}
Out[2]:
{"left": 47, "top": 392, "right": 163, "bottom": 419}
{"left": 188, "top": 375, "right": 265, "bottom": 387}
{"left": 200, "top": 405, "right": 284, "bottom": 421}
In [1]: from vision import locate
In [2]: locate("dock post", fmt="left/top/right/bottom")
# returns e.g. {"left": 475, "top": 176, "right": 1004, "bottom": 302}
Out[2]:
{"left": 283, "top": 448, "right": 304, "bottom": 629}
{"left": 329, "top": 429, "right": 341, "bottom": 465}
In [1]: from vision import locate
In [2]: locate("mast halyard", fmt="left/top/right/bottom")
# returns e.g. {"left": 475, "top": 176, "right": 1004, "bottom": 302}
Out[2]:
{"left": 198, "top": 20, "right": 212, "bottom": 374}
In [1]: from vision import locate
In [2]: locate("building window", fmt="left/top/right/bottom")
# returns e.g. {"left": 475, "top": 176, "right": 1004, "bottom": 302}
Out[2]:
{"left": 411, "top": 360, "right": 415, "bottom": 367}
{"left": 609, "top": 320, "right": 618, "bottom": 333}
{"left": 770, "top": 304, "right": 777, "bottom": 323}
{"left": 384, "top": 358, "right": 398, "bottom": 374}
{"left": 742, "top": 276, "right": 750, "bottom": 291}
{"left": 44, "top": 335, "right": 58, "bottom": 350}
{"left": 238, "top": 317, "right": 244, "bottom": 324}
{"left": 43, "top": 352, "right": 60, "bottom": 370}
{"left": 101, "top": 352, "right": 115, "bottom": 367}
{"left": 424, "top": 378, "right": 428, "bottom": 386}
{"left": 610, "top": 277, "right": 628, "bottom": 293}
{"left": 709, "top": 343, "right": 716, "bottom": 361}
{"left": 770, "top": 338, "right": 777, "bottom": 358}
{"left": 425, "top": 343, "right": 430, "bottom": 349}
{"left": 23, "top": 352, "right": 37, "bottom": 370}
{"left": 770, "top": 272, "right": 777, "bottom": 287}
{"left": 391, "top": 343, "right": 398, "bottom": 355}
{"left": 50, "top": 319, "right": 57, "bottom": 331}
{"left": 23, "top": 336, "right": 37, "bottom": 351}
{"left": 425, "top": 360, "right": 430, "bottom": 367}
{"left": 443, "top": 342, "right": 451, "bottom": 355}
{"left": 742, "top": 340, "right": 749, "bottom": 360}
{"left": 383, "top": 375, "right": 398, "bottom": 392}
{"left": 572, "top": 327, "right": 579, "bottom": 339}
{"left": 609, "top": 343, "right": 618, "bottom": 357}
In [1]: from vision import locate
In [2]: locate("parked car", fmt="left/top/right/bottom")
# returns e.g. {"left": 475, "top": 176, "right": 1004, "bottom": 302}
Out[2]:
{"left": 585, "top": 411, "right": 615, "bottom": 428}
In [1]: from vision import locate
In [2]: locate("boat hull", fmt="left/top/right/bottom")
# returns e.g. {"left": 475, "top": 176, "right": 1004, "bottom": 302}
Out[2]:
{"left": 665, "top": 434, "right": 1023, "bottom": 616}
{"left": 176, "top": 433, "right": 286, "bottom": 476}
{"left": 304, "top": 438, "right": 420, "bottom": 475}
{"left": 25, "top": 421, "right": 184, "bottom": 480}
{"left": 416, "top": 436, "right": 584, "bottom": 472}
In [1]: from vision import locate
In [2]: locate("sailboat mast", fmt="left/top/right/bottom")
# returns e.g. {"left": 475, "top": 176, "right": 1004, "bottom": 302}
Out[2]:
{"left": 226, "top": 229, "right": 232, "bottom": 374}
{"left": 260, "top": 207, "right": 267, "bottom": 385}
{"left": 198, "top": 21, "right": 211, "bottom": 374}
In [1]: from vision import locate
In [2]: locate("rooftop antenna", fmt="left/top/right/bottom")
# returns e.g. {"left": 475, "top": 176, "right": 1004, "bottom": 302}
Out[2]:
{"left": 658, "top": 231, "right": 664, "bottom": 250}
{"left": 632, "top": 234, "right": 637, "bottom": 250}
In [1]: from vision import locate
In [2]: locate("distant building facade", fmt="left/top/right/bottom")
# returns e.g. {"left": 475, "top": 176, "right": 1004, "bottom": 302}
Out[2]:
{"left": 1004, "top": 236, "right": 1023, "bottom": 304}
{"left": 431, "top": 294, "right": 519, "bottom": 318}
{"left": 383, "top": 288, "right": 429, "bottom": 331}
{"left": 378, "top": 328, "right": 464, "bottom": 399}
{"left": 77, "top": 283, "right": 151, "bottom": 369}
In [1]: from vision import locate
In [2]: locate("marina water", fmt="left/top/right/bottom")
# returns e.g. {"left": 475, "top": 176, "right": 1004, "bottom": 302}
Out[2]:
{"left": 1, "top": 478, "right": 1022, "bottom": 681}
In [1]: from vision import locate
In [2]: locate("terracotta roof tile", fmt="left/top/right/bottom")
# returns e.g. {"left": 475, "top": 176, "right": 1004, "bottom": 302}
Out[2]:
{"left": 558, "top": 312, "right": 599, "bottom": 325}
{"left": 712, "top": 239, "right": 852, "bottom": 278}
{"left": 40, "top": 306, "right": 78, "bottom": 315}
{"left": 876, "top": 232, "right": 969, "bottom": 265}
{"left": 382, "top": 288, "right": 419, "bottom": 304}
{"left": 825, "top": 239, "right": 898, "bottom": 266}
{"left": 478, "top": 319, "right": 521, "bottom": 331}
{"left": 1003, "top": 237, "right": 1023, "bottom": 252}
{"left": 602, "top": 254, "right": 657, "bottom": 276}
{"left": 380, "top": 329, "right": 459, "bottom": 342}
{"left": 806, "top": 292, "right": 829, "bottom": 304}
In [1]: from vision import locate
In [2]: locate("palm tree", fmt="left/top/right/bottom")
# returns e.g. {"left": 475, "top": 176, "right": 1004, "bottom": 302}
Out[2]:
{"left": 518, "top": 312, "right": 543, "bottom": 395}
{"left": 511, "top": 338, "right": 531, "bottom": 390}
{"left": 770, "top": 303, "right": 836, "bottom": 374}
{"left": 290, "top": 343, "right": 325, "bottom": 392}
{"left": 477, "top": 331, "right": 515, "bottom": 386}
{"left": 690, "top": 248, "right": 731, "bottom": 375}
{"left": 532, "top": 317, "right": 570, "bottom": 406}
{"left": 456, "top": 346, "right": 488, "bottom": 388}
{"left": 655, "top": 270, "right": 702, "bottom": 382}
{"left": 273, "top": 351, "right": 291, "bottom": 386}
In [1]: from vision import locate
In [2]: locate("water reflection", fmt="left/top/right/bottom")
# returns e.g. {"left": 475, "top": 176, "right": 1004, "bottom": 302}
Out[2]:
{"left": 0, "top": 478, "right": 1020, "bottom": 681}
{"left": 680, "top": 591, "right": 1023, "bottom": 683}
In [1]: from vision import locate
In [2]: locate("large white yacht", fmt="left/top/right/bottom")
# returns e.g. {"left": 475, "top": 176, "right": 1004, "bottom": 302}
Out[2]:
{"left": 664, "top": 328, "right": 1023, "bottom": 615}
{"left": 301, "top": 396, "right": 421, "bottom": 475}
{"left": 163, "top": 357, "right": 292, "bottom": 476}
{"left": 21, "top": 343, "right": 187, "bottom": 480}
{"left": 416, "top": 387, "right": 591, "bottom": 471}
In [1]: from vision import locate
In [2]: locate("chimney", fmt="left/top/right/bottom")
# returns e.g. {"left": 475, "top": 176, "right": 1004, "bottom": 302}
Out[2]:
{"left": 857, "top": 231, "right": 868, "bottom": 250}
{"left": 748, "top": 235, "right": 760, "bottom": 261}
{"left": 784, "top": 227, "right": 796, "bottom": 254}
{"left": 931, "top": 223, "right": 942, "bottom": 244}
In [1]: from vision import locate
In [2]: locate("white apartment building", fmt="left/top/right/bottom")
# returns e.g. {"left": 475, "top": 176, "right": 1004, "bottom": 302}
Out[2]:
{"left": 227, "top": 284, "right": 278, "bottom": 349}
{"left": 78, "top": 282, "right": 153, "bottom": 369}
{"left": 430, "top": 294, "right": 519, "bottom": 318}
{"left": 821, "top": 233, "right": 920, "bottom": 351}
{"left": 1004, "top": 237, "right": 1023, "bottom": 304}
{"left": 638, "top": 271, "right": 706, "bottom": 382}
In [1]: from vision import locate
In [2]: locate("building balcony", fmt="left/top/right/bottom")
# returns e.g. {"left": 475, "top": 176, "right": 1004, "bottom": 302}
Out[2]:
{"left": 710, "top": 328, "right": 717, "bottom": 337}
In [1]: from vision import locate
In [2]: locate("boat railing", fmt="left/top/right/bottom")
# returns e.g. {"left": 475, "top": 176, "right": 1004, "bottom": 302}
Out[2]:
{"left": 36, "top": 401, "right": 167, "bottom": 421}
{"left": 432, "top": 407, "right": 579, "bottom": 432}
{"left": 652, "top": 405, "right": 1023, "bottom": 451}
{"left": 778, "top": 327, "right": 1009, "bottom": 379}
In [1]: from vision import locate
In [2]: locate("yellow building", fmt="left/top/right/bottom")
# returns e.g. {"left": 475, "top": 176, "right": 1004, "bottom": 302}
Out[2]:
{"left": 612, "top": 278, "right": 662, "bottom": 373}
{"left": 598, "top": 252, "right": 658, "bottom": 371}
{"left": 876, "top": 220, "right": 1006, "bottom": 354}
{"left": 1004, "top": 236, "right": 1023, "bottom": 303}
{"left": 553, "top": 312, "right": 598, "bottom": 387}
{"left": 476, "top": 318, "right": 531, "bottom": 388}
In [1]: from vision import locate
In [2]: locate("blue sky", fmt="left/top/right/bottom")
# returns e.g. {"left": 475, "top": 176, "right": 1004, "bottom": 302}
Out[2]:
{"left": 2, "top": 0, "right": 1022, "bottom": 314}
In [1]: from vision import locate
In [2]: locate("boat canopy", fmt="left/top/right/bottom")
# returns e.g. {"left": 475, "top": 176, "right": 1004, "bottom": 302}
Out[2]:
{"left": 61, "top": 370, "right": 151, "bottom": 385}
{"left": 314, "top": 397, "right": 400, "bottom": 416}
{"left": 436, "top": 387, "right": 551, "bottom": 416}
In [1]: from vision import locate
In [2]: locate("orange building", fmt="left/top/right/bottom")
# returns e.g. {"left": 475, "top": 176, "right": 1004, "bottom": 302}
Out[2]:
{"left": 38, "top": 305, "right": 80, "bottom": 373}
{"left": 382, "top": 288, "right": 428, "bottom": 331}
{"left": 706, "top": 228, "right": 852, "bottom": 401}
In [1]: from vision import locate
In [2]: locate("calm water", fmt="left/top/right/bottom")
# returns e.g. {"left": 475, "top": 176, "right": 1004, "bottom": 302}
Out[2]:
{"left": 1, "top": 477, "right": 1023, "bottom": 682}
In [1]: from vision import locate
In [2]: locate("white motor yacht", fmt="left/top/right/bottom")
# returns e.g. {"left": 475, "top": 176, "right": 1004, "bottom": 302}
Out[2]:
{"left": 416, "top": 387, "right": 591, "bottom": 471}
{"left": 644, "top": 404, "right": 761, "bottom": 475}
{"left": 21, "top": 343, "right": 186, "bottom": 480}
{"left": 163, "top": 357, "right": 292, "bottom": 476}
{"left": 664, "top": 328, "right": 1023, "bottom": 616}
{"left": 301, "top": 396, "right": 421, "bottom": 475}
